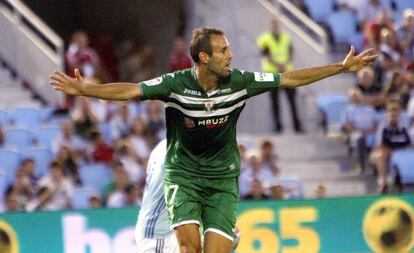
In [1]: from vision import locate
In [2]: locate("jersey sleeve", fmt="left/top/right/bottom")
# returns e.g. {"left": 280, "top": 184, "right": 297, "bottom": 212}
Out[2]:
{"left": 242, "top": 71, "right": 281, "bottom": 98}
{"left": 138, "top": 74, "right": 172, "bottom": 101}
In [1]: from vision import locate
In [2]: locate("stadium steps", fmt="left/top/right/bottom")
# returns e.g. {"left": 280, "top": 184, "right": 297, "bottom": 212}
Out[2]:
{"left": 0, "top": 66, "right": 41, "bottom": 109}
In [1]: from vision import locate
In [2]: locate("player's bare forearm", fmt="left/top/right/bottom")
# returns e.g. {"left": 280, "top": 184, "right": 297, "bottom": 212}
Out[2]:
{"left": 49, "top": 69, "right": 141, "bottom": 101}
{"left": 82, "top": 82, "right": 141, "bottom": 101}
{"left": 280, "top": 62, "right": 344, "bottom": 88}
{"left": 280, "top": 46, "right": 378, "bottom": 88}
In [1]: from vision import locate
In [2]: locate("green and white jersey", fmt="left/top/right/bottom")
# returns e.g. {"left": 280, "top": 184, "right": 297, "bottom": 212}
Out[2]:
{"left": 139, "top": 67, "right": 280, "bottom": 178}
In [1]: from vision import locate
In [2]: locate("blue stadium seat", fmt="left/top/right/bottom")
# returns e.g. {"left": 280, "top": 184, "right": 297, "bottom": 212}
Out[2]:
{"left": 0, "top": 149, "right": 20, "bottom": 181}
{"left": 347, "top": 32, "right": 364, "bottom": 53}
{"left": 40, "top": 106, "right": 55, "bottom": 122}
{"left": 4, "top": 128, "right": 34, "bottom": 150}
{"left": 390, "top": 149, "right": 414, "bottom": 185}
{"left": 79, "top": 164, "right": 112, "bottom": 193}
{"left": 394, "top": 0, "right": 414, "bottom": 12}
{"left": 316, "top": 94, "right": 348, "bottom": 110}
{"left": 0, "top": 108, "right": 9, "bottom": 126}
{"left": 20, "top": 147, "right": 52, "bottom": 177}
{"left": 10, "top": 107, "right": 41, "bottom": 129}
{"left": 34, "top": 126, "right": 60, "bottom": 149}
{"left": 326, "top": 100, "right": 349, "bottom": 125}
{"left": 317, "top": 94, "right": 349, "bottom": 133}
{"left": 327, "top": 10, "right": 357, "bottom": 44}
{"left": 71, "top": 186, "right": 97, "bottom": 209}
{"left": 304, "top": 0, "right": 336, "bottom": 23}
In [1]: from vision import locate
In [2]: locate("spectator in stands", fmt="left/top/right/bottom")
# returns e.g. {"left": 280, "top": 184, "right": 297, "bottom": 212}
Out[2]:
{"left": 396, "top": 9, "right": 414, "bottom": 64}
{"left": 363, "top": 10, "right": 395, "bottom": 51}
{"left": 129, "top": 116, "right": 150, "bottom": 163}
{"left": 384, "top": 70, "right": 411, "bottom": 108}
{"left": 371, "top": 101, "right": 411, "bottom": 193}
{"left": 260, "top": 140, "right": 280, "bottom": 176}
{"left": 70, "top": 96, "right": 99, "bottom": 140}
{"left": 146, "top": 100, "right": 165, "bottom": 146}
{"left": 28, "top": 161, "right": 73, "bottom": 211}
{"left": 378, "top": 28, "right": 403, "bottom": 79}
{"left": 314, "top": 183, "right": 327, "bottom": 198}
{"left": 243, "top": 179, "right": 268, "bottom": 200}
{"left": 88, "top": 194, "right": 103, "bottom": 209}
{"left": 66, "top": 30, "right": 100, "bottom": 79}
{"left": 51, "top": 121, "right": 86, "bottom": 156}
{"left": 358, "top": 0, "right": 391, "bottom": 30}
{"left": 7, "top": 169, "right": 34, "bottom": 210}
{"left": 269, "top": 184, "right": 285, "bottom": 200}
{"left": 169, "top": 36, "right": 193, "bottom": 72}
{"left": 3, "top": 187, "right": 21, "bottom": 212}
{"left": 103, "top": 161, "right": 128, "bottom": 199}
{"left": 18, "top": 158, "right": 39, "bottom": 185}
{"left": 55, "top": 146, "right": 81, "bottom": 185}
{"left": 355, "top": 67, "right": 386, "bottom": 110}
{"left": 114, "top": 142, "right": 146, "bottom": 184}
{"left": 239, "top": 152, "right": 275, "bottom": 197}
{"left": 342, "top": 88, "right": 377, "bottom": 173}
{"left": 257, "top": 18, "right": 303, "bottom": 133}
{"left": 124, "top": 184, "right": 142, "bottom": 207}
{"left": 106, "top": 162, "right": 130, "bottom": 208}
{"left": 89, "top": 130, "right": 113, "bottom": 163}
{"left": 110, "top": 103, "right": 133, "bottom": 140}
{"left": 65, "top": 30, "right": 105, "bottom": 108}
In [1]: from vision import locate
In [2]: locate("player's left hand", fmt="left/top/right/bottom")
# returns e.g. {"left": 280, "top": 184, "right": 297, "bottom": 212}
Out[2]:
{"left": 341, "top": 46, "right": 378, "bottom": 72}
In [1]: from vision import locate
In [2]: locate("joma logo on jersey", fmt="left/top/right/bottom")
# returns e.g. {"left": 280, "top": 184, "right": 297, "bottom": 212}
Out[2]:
{"left": 198, "top": 115, "right": 229, "bottom": 128}
{"left": 183, "top": 88, "right": 202, "bottom": 96}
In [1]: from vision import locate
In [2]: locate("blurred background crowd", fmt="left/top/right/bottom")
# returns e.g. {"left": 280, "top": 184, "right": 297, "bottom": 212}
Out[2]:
{"left": 0, "top": 0, "right": 413, "bottom": 213}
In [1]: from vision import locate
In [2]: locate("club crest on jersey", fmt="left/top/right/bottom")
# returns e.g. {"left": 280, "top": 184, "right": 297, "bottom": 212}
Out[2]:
{"left": 143, "top": 77, "right": 163, "bottom": 86}
{"left": 204, "top": 100, "right": 215, "bottom": 112}
{"left": 254, "top": 72, "right": 274, "bottom": 82}
{"left": 184, "top": 117, "right": 195, "bottom": 128}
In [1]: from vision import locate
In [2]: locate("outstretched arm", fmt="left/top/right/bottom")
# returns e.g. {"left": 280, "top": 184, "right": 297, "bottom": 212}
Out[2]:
{"left": 49, "top": 69, "right": 141, "bottom": 101}
{"left": 280, "top": 46, "right": 378, "bottom": 88}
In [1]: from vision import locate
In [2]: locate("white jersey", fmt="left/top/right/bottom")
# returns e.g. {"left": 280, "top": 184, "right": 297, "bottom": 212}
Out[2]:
{"left": 135, "top": 140, "right": 170, "bottom": 239}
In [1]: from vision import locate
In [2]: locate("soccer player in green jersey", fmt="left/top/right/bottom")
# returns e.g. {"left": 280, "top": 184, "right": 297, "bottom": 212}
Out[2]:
{"left": 50, "top": 27, "right": 377, "bottom": 253}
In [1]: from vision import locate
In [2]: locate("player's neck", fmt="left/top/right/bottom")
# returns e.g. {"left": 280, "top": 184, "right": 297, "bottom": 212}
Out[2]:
{"left": 195, "top": 66, "right": 219, "bottom": 93}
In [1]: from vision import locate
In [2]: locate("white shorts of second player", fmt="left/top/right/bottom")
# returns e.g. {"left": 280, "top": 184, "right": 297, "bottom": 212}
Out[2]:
{"left": 136, "top": 232, "right": 179, "bottom": 253}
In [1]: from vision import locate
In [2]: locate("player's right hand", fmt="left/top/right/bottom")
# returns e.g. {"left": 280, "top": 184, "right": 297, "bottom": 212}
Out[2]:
{"left": 49, "top": 68, "right": 85, "bottom": 96}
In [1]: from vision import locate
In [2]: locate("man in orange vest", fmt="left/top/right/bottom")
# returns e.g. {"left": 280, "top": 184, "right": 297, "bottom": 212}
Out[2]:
{"left": 257, "top": 18, "right": 303, "bottom": 133}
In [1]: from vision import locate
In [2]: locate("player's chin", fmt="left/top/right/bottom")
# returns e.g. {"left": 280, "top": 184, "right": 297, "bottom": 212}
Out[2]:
{"left": 222, "top": 68, "right": 231, "bottom": 76}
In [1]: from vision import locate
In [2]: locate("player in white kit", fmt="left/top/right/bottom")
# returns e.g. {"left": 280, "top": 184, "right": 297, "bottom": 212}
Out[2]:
{"left": 135, "top": 140, "right": 240, "bottom": 253}
{"left": 135, "top": 139, "right": 179, "bottom": 253}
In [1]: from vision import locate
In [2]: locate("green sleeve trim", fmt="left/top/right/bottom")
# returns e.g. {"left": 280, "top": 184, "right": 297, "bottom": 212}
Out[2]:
{"left": 275, "top": 73, "right": 281, "bottom": 88}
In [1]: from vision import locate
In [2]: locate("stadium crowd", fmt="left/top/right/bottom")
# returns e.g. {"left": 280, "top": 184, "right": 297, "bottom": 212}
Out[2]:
{"left": 342, "top": 2, "right": 414, "bottom": 194}
{"left": 1, "top": 0, "right": 413, "bottom": 213}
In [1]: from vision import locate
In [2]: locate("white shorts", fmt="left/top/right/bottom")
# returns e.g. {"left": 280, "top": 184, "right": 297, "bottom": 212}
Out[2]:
{"left": 136, "top": 232, "right": 179, "bottom": 253}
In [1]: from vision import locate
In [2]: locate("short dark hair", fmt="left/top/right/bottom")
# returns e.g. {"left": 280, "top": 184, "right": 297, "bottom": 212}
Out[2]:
{"left": 190, "top": 27, "right": 225, "bottom": 64}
